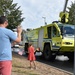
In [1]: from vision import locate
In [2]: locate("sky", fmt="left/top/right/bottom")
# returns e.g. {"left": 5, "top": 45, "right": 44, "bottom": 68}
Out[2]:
{"left": 13, "top": 0, "right": 74, "bottom": 30}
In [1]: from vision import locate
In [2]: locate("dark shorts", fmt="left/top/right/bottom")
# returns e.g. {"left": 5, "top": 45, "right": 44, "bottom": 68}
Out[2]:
{"left": 0, "top": 61, "right": 12, "bottom": 75}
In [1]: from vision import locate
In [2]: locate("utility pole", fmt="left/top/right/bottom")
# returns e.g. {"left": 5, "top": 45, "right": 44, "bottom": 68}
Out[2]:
{"left": 74, "top": 12, "right": 75, "bottom": 75}
{"left": 63, "top": 0, "right": 74, "bottom": 74}
{"left": 74, "top": 23, "right": 75, "bottom": 75}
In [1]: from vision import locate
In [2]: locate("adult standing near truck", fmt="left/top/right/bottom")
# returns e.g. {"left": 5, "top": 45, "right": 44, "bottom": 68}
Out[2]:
{"left": 0, "top": 16, "right": 22, "bottom": 75}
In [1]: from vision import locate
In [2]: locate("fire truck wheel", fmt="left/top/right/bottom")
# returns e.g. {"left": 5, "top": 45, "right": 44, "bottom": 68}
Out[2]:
{"left": 67, "top": 53, "right": 74, "bottom": 61}
{"left": 43, "top": 44, "right": 53, "bottom": 61}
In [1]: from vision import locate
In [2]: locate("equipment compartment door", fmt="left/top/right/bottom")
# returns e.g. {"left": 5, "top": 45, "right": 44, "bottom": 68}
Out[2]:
{"left": 38, "top": 28, "right": 44, "bottom": 50}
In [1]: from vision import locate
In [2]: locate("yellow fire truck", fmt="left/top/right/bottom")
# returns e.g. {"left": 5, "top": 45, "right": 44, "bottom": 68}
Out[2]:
{"left": 23, "top": 0, "right": 74, "bottom": 60}
{"left": 23, "top": 23, "right": 74, "bottom": 60}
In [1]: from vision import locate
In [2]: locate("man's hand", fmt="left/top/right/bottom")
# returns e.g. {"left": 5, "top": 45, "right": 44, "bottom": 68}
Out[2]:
{"left": 17, "top": 25, "right": 22, "bottom": 34}
{"left": 14, "top": 25, "right": 22, "bottom": 43}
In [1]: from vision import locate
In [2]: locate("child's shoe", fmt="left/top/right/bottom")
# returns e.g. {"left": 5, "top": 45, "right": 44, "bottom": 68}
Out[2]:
{"left": 34, "top": 67, "right": 37, "bottom": 69}
{"left": 30, "top": 67, "right": 33, "bottom": 70}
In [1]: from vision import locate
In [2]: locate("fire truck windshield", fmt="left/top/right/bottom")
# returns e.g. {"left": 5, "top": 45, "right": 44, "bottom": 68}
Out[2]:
{"left": 59, "top": 24, "right": 74, "bottom": 36}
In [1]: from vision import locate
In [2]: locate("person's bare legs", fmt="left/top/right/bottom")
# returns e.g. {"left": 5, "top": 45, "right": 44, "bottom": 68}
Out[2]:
{"left": 33, "top": 61, "right": 36, "bottom": 69}
{"left": 30, "top": 61, "right": 32, "bottom": 69}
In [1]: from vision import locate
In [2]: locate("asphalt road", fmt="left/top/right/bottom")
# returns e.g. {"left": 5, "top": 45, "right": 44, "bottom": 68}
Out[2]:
{"left": 36, "top": 56, "right": 73, "bottom": 73}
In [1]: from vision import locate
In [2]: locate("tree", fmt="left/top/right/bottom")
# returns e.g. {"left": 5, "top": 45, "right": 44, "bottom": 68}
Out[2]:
{"left": 0, "top": 0, "right": 24, "bottom": 30}
{"left": 68, "top": 2, "right": 75, "bottom": 25}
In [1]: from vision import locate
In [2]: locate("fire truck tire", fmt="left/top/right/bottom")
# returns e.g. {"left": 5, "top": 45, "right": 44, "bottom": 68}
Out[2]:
{"left": 43, "top": 44, "right": 56, "bottom": 61}
{"left": 67, "top": 53, "right": 74, "bottom": 61}
{"left": 64, "top": 52, "right": 74, "bottom": 61}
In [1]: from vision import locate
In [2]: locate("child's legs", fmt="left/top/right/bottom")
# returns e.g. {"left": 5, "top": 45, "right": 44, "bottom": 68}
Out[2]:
{"left": 30, "top": 60, "right": 32, "bottom": 68}
{"left": 33, "top": 61, "right": 36, "bottom": 67}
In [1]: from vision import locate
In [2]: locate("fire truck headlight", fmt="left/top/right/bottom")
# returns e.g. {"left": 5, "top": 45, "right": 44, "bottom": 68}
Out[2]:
{"left": 53, "top": 43, "right": 56, "bottom": 46}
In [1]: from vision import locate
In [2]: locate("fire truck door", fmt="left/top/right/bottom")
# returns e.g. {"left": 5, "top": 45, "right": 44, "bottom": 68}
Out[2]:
{"left": 38, "top": 28, "right": 44, "bottom": 50}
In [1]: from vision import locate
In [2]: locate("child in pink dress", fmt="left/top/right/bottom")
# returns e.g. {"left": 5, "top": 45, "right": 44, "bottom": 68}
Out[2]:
{"left": 28, "top": 43, "right": 36, "bottom": 69}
